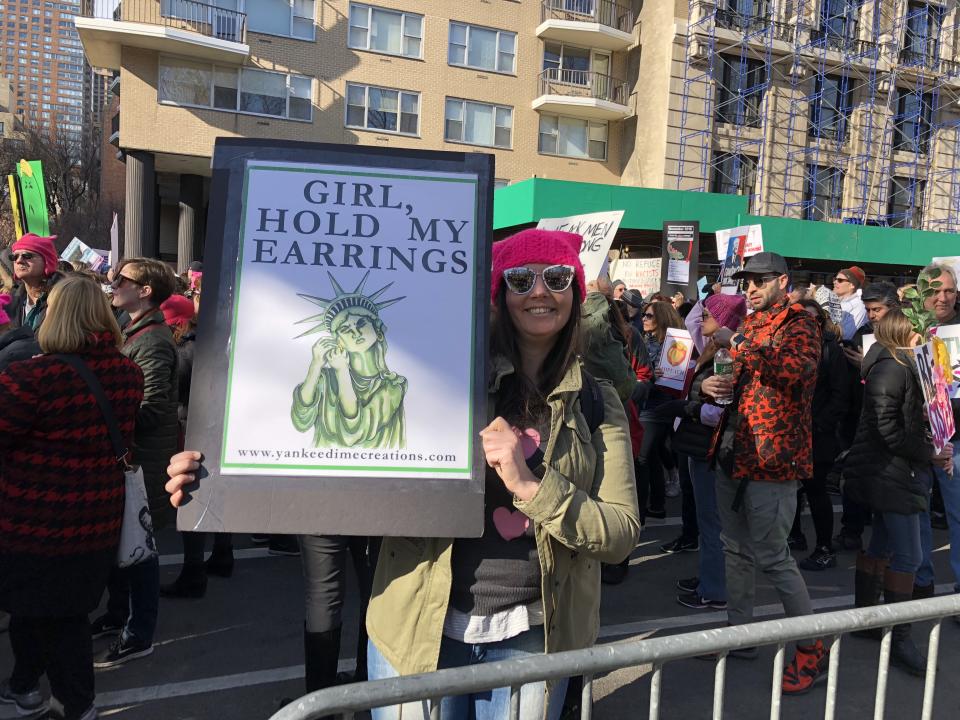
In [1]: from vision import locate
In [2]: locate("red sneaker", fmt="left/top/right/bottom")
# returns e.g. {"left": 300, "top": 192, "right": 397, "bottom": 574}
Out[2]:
{"left": 782, "top": 640, "right": 829, "bottom": 695}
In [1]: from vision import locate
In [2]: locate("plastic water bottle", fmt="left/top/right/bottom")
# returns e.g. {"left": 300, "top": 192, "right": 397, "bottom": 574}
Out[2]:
{"left": 713, "top": 347, "right": 734, "bottom": 406}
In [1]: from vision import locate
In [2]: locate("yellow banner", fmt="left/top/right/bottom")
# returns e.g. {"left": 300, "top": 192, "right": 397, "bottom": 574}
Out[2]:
{"left": 7, "top": 174, "right": 23, "bottom": 238}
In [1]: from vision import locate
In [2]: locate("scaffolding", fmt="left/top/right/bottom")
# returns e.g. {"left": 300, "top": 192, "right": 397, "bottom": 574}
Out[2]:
{"left": 676, "top": 0, "right": 960, "bottom": 232}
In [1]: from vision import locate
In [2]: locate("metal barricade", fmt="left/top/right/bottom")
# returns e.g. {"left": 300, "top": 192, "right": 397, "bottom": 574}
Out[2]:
{"left": 269, "top": 595, "right": 960, "bottom": 720}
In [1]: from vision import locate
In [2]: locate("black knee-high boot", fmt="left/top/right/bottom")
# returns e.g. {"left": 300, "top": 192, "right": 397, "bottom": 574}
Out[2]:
{"left": 304, "top": 625, "right": 342, "bottom": 694}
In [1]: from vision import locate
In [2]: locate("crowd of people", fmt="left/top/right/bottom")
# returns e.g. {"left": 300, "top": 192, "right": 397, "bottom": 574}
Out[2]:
{"left": 0, "top": 227, "right": 959, "bottom": 720}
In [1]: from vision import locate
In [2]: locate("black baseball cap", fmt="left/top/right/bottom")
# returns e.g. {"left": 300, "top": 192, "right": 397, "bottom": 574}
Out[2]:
{"left": 732, "top": 252, "right": 790, "bottom": 279}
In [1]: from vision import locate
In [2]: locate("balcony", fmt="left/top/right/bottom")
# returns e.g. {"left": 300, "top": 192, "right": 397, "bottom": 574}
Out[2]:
{"left": 75, "top": 0, "right": 249, "bottom": 71}
{"left": 532, "top": 68, "right": 630, "bottom": 120}
{"left": 536, "top": 0, "right": 634, "bottom": 52}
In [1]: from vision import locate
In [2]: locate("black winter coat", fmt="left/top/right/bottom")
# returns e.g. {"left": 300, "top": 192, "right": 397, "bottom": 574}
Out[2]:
{"left": 812, "top": 332, "right": 850, "bottom": 464}
{"left": 671, "top": 360, "right": 720, "bottom": 460}
{"left": 0, "top": 326, "right": 40, "bottom": 373}
{"left": 843, "top": 344, "right": 930, "bottom": 514}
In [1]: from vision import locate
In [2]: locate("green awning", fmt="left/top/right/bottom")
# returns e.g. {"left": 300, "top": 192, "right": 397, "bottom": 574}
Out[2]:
{"left": 494, "top": 178, "right": 960, "bottom": 266}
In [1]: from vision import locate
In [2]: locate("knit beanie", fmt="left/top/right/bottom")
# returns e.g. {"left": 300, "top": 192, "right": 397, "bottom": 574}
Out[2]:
{"left": 0, "top": 293, "right": 11, "bottom": 325}
{"left": 12, "top": 233, "right": 59, "bottom": 277}
{"left": 491, "top": 229, "right": 586, "bottom": 303}
{"left": 704, "top": 293, "right": 747, "bottom": 331}
{"left": 160, "top": 294, "right": 195, "bottom": 327}
{"left": 838, "top": 266, "right": 866, "bottom": 289}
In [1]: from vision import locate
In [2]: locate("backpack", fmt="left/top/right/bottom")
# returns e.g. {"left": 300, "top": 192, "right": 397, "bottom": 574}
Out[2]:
{"left": 579, "top": 370, "right": 605, "bottom": 435}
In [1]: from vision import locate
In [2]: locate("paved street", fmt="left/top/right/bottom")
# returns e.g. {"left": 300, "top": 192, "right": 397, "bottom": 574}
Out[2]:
{"left": 3, "top": 500, "right": 960, "bottom": 720}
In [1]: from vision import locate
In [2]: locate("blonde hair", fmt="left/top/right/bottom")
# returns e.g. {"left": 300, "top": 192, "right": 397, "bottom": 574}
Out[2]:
{"left": 873, "top": 309, "right": 914, "bottom": 366}
{"left": 37, "top": 275, "right": 123, "bottom": 353}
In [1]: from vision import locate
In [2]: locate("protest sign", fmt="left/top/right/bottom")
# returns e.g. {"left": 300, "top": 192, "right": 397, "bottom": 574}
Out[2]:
{"left": 861, "top": 333, "right": 875, "bottom": 358}
{"left": 6, "top": 174, "right": 24, "bottom": 238}
{"left": 663, "top": 221, "right": 698, "bottom": 289}
{"left": 537, "top": 210, "right": 624, "bottom": 282}
{"left": 913, "top": 339, "right": 956, "bottom": 453}
{"left": 61, "top": 237, "right": 108, "bottom": 270}
{"left": 178, "top": 139, "right": 492, "bottom": 537}
{"left": 719, "top": 232, "right": 747, "bottom": 294}
{"left": 610, "top": 257, "right": 661, "bottom": 297}
{"left": 16, "top": 159, "right": 49, "bottom": 236}
{"left": 697, "top": 276, "right": 708, "bottom": 299}
{"left": 931, "top": 325, "right": 960, "bottom": 398}
{"left": 655, "top": 328, "right": 694, "bottom": 391}
{"left": 714, "top": 224, "right": 763, "bottom": 261}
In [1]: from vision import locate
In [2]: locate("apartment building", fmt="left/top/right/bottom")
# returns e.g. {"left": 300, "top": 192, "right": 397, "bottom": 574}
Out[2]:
{"left": 0, "top": 0, "right": 87, "bottom": 142}
{"left": 74, "top": 0, "right": 960, "bottom": 270}
{"left": 0, "top": 76, "right": 19, "bottom": 139}
{"left": 75, "top": 0, "right": 638, "bottom": 266}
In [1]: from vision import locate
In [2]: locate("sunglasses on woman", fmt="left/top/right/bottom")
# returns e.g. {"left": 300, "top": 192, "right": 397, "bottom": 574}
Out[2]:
{"left": 502, "top": 265, "right": 575, "bottom": 295}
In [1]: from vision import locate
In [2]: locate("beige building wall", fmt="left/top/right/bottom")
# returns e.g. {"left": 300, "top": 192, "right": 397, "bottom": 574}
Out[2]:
{"left": 116, "top": 0, "right": 633, "bottom": 185}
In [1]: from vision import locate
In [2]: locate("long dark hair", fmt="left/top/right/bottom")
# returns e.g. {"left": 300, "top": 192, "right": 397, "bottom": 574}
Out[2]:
{"left": 490, "top": 283, "right": 582, "bottom": 423}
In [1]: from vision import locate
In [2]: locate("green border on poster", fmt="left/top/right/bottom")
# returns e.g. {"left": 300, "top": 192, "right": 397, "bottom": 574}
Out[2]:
{"left": 219, "top": 163, "right": 478, "bottom": 474}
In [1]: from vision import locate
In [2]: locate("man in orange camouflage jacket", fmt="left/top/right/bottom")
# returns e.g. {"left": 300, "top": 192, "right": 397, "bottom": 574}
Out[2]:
{"left": 703, "top": 252, "right": 826, "bottom": 696}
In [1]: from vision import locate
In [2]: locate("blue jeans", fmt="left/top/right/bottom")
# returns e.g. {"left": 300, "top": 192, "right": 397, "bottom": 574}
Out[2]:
{"left": 867, "top": 511, "right": 922, "bottom": 574}
{"left": 935, "top": 459, "right": 960, "bottom": 590}
{"left": 915, "top": 467, "right": 936, "bottom": 588}
{"left": 688, "top": 457, "right": 726, "bottom": 602}
{"left": 106, "top": 555, "right": 160, "bottom": 645}
{"left": 368, "top": 627, "right": 568, "bottom": 720}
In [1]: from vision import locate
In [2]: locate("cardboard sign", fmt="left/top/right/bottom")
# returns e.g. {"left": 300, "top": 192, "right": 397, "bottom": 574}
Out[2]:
{"left": 110, "top": 212, "right": 120, "bottom": 267}
{"left": 537, "top": 210, "right": 624, "bottom": 282}
{"left": 610, "top": 257, "right": 661, "bottom": 297}
{"left": 655, "top": 328, "right": 694, "bottom": 391}
{"left": 6, "top": 174, "right": 24, "bottom": 238}
{"left": 177, "top": 139, "right": 492, "bottom": 538}
{"left": 714, "top": 224, "right": 763, "bottom": 261}
{"left": 913, "top": 340, "right": 956, "bottom": 453}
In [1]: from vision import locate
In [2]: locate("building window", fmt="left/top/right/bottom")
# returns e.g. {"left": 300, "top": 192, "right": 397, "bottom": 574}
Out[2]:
{"left": 444, "top": 98, "right": 512, "bottom": 148}
{"left": 816, "top": 0, "right": 858, "bottom": 50}
{"left": 714, "top": 54, "right": 765, "bottom": 127}
{"left": 717, "top": 0, "right": 771, "bottom": 33}
{"left": 538, "top": 114, "right": 607, "bottom": 160}
{"left": 901, "top": 1, "right": 942, "bottom": 66}
{"left": 711, "top": 152, "right": 757, "bottom": 198}
{"left": 448, "top": 22, "right": 516, "bottom": 74}
{"left": 348, "top": 3, "right": 422, "bottom": 59}
{"left": 804, "top": 164, "right": 844, "bottom": 220}
{"left": 887, "top": 176, "right": 925, "bottom": 228}
{"left": 809, "top": 73, "right": 852, "bottom": 141}
{"left": 893, "top": 88, "right": 933, "bottom": 153}
{"left": 345, "top": 82, "right": 419, "bottom": 135}
{"left": 246, "top": 0, "right": 315, "bottom": 40}
{"left": 158, "top": 57, "right": 312, "bottom": 121}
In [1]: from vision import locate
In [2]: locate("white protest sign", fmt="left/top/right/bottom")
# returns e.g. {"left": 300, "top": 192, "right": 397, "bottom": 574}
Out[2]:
{"left": 610, "top": 257, "right": 661, "bottom": 297}
{"left": 715, "top": 224, "right": 763, "bottom": 261}
{"left": 655, "top": 328, "right": 694, "bottom": 391}
{"left": 537, "top": 210, "right": 624, "bottom": 282}
{"left": 110, "top": 211, "right": 119, "bottom": 267}
{"left": 862, "top": 333, "right": 876, "bottom": 358}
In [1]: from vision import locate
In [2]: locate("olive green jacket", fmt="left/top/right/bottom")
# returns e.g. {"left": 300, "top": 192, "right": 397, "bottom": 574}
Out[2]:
{"left": 366, "top": 357, "right": 640, "bottom": 676}
{"left": 580, "top": 292, "right": 636, "bottom": 404}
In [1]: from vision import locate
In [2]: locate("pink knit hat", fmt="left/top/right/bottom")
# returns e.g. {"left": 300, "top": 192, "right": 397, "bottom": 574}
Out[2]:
{"left": 704, "top": 293, "right": 747, "bottom": 331}
{"left": 12, "top": 233, "right": 59, "bottom": 277}
{"left": 0, "top": 294, "right": 11, "bottom": 325}
{"left": 491, "top": 229, "right": 586, "bottom": 303}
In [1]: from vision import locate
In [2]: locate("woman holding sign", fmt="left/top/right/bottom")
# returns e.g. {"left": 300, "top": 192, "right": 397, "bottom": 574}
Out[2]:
{"left": 843, "top": 310, "right": 946, "bottom": 677}
{"left": 167, "top": 228, "right": 640, "bottom": 720}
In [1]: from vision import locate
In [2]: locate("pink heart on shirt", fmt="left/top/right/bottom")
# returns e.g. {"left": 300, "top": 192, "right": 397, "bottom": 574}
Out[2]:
{"left": 493, "top": 507, "right": 530, "bottom": 541}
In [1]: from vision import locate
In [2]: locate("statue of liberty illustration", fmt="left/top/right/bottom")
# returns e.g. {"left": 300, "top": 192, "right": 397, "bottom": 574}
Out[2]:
{"left": 291, "top": 271, "right": 407, "bottom": 449}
